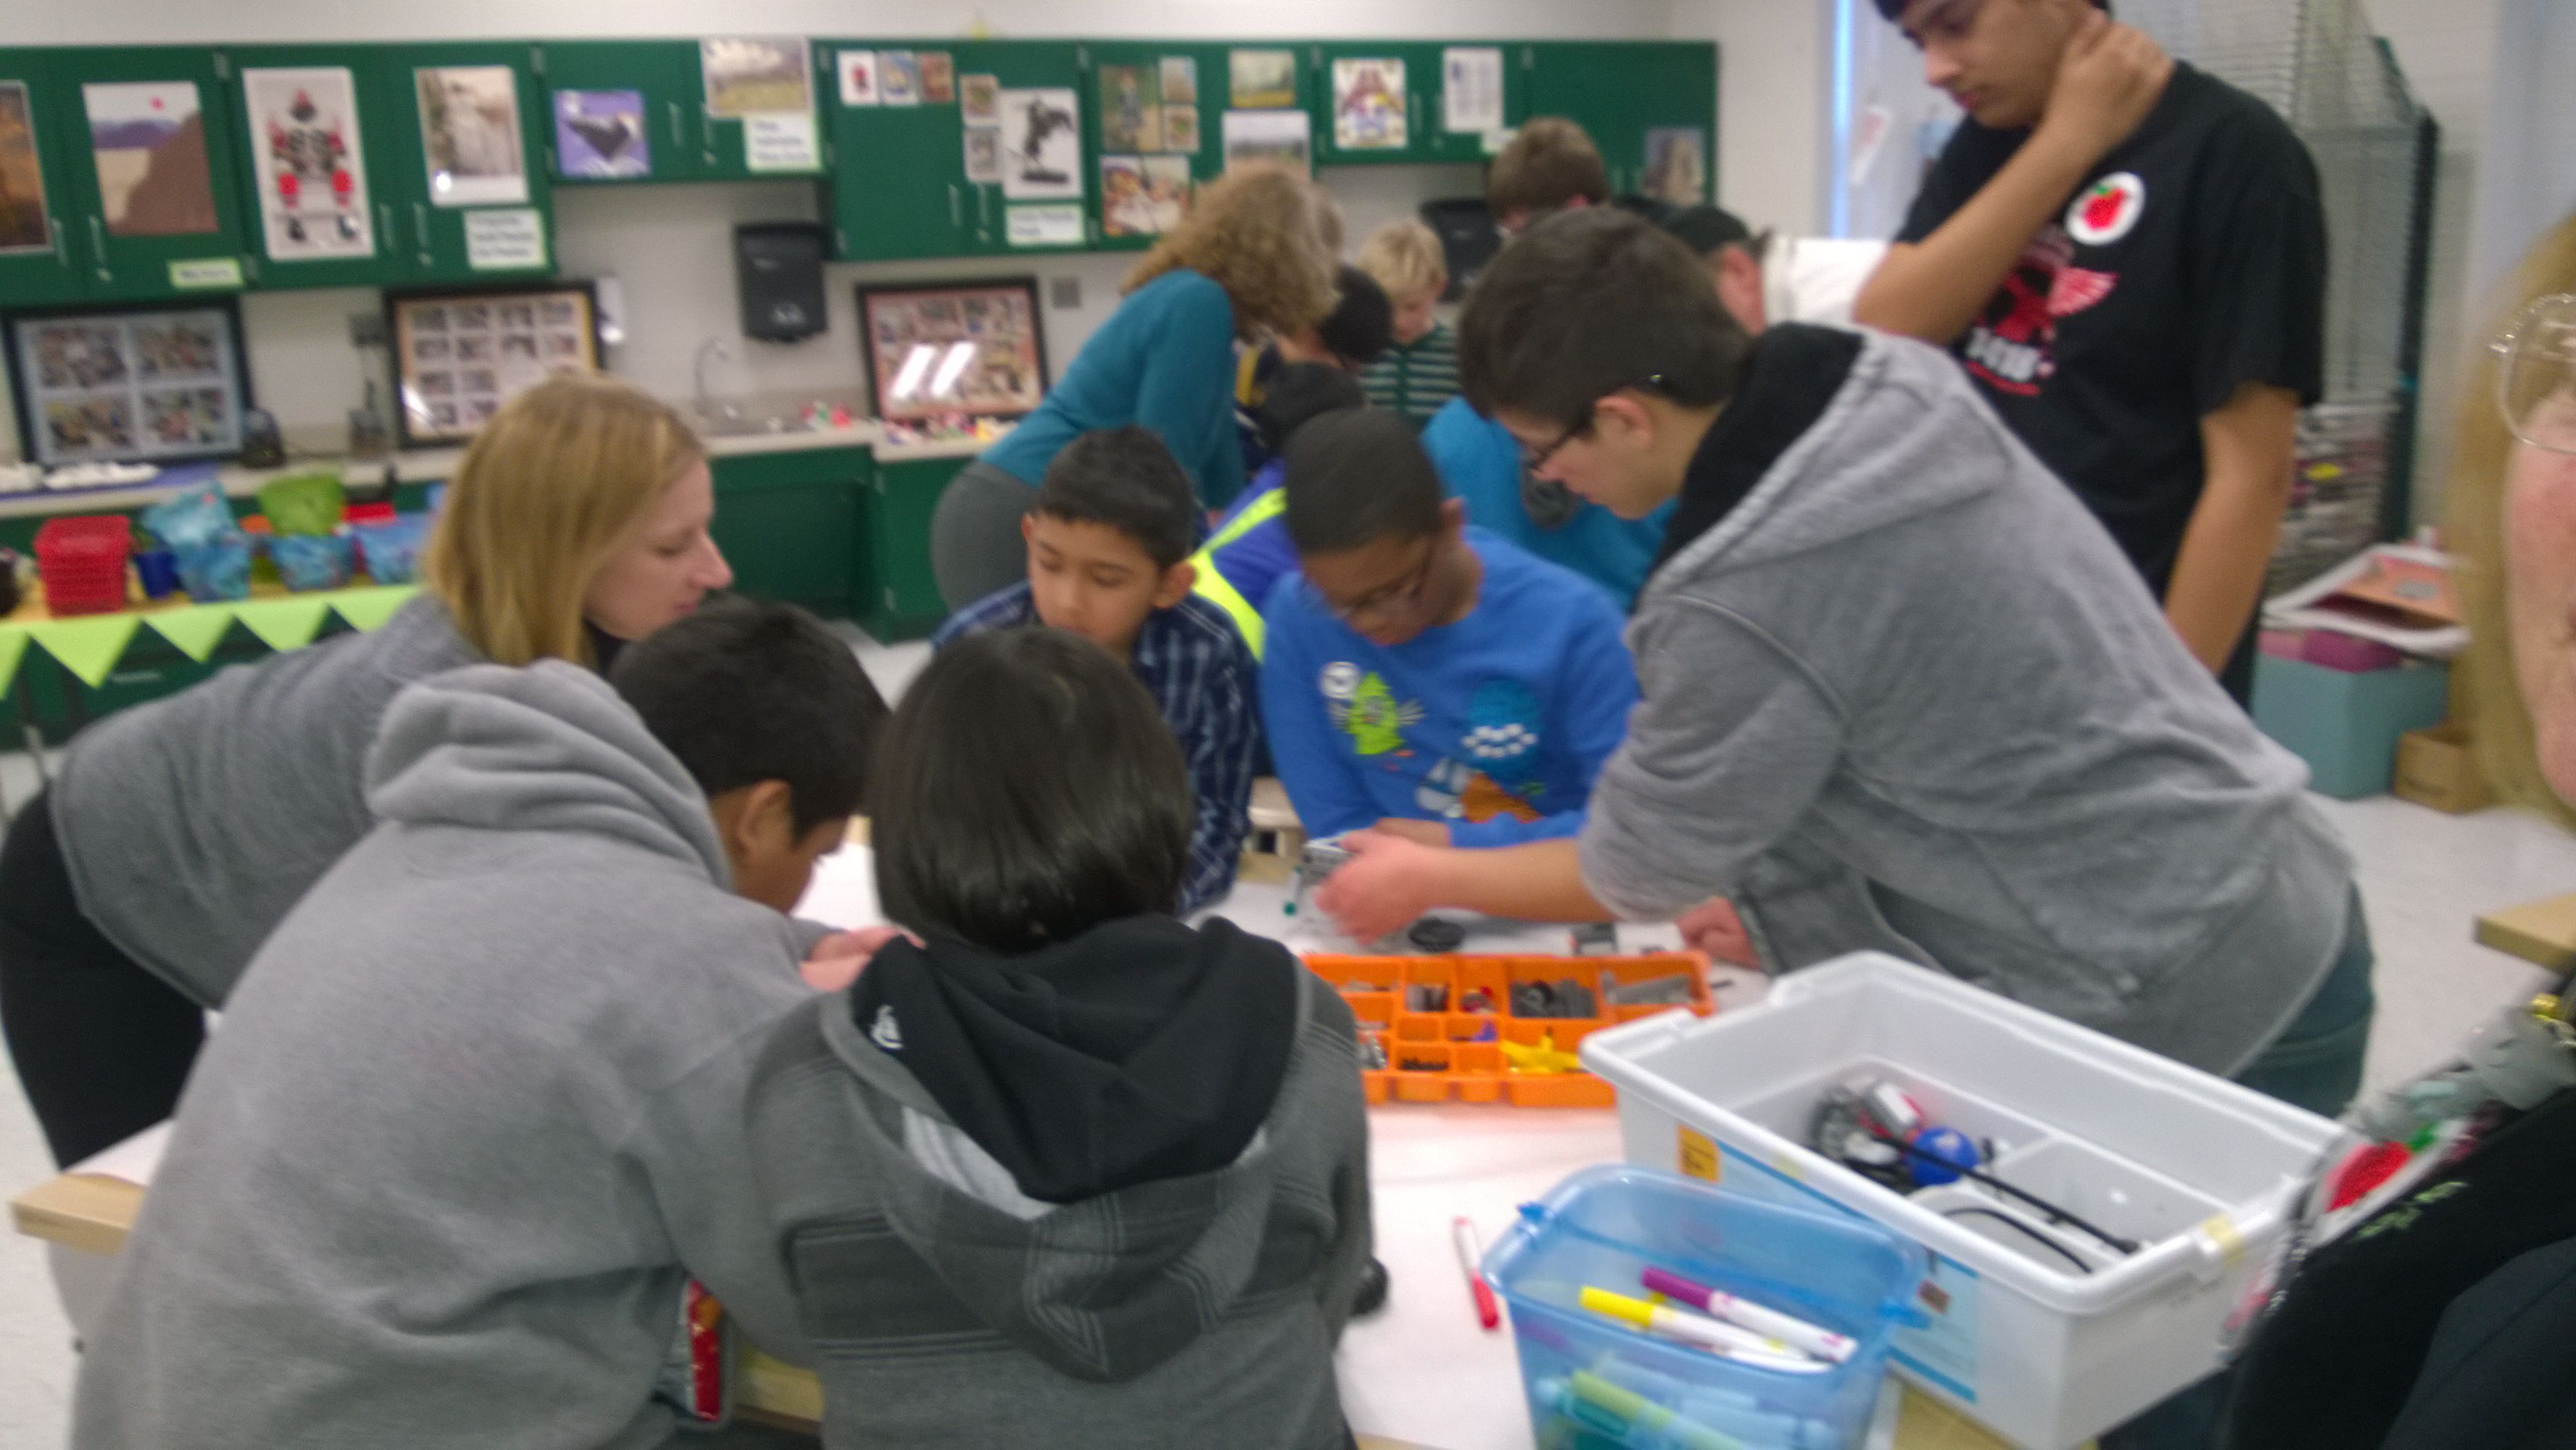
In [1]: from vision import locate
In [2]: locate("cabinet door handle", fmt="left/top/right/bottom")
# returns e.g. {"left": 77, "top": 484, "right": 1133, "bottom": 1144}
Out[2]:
{"left": 948, "top": 183, "right": 962, "bottom": 228}
{"left": 49, "top": 217, "right": 66, "bottom": 268}
{"left": 977, "top": 186, "right": 989, "bottom": 231}
{"left": 86, "top": 215, "right": 109, "bottom": 280}
{"left": 668, "top": 101, "right": 684, "bottom": 148}
{"left": 413, "top": 202, "right": 432, "bottom": 265}
{"left": 378, "top": 202, "right": 396, "bottom": 254}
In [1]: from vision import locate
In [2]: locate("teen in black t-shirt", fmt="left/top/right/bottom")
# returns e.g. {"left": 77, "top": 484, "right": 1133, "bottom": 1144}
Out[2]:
{"left": 1858, "top": 0, "right": 2326, "bottom": 705}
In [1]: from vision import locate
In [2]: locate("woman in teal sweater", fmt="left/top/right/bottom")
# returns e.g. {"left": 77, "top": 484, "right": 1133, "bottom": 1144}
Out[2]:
{"left": 933, "top": 165, "right": 1339, "bottom": 611}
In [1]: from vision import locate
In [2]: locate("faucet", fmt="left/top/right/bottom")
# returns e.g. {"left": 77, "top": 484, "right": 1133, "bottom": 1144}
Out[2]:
{"left": 693, "top": 339, "right": 741, "bottom": 422}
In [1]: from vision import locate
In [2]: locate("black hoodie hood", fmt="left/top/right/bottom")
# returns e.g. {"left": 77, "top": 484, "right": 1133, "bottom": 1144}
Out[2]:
{"left": 847, "top": 915, "right": 1302, "bottom": 1204}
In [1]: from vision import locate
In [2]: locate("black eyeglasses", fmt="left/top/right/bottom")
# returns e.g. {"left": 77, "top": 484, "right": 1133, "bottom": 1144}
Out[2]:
{"left": 1519, "top": 374, "right": 1668, "bottom": 470}
{"left": 1329, "top": 541, "right": 1439, "bottom": 625}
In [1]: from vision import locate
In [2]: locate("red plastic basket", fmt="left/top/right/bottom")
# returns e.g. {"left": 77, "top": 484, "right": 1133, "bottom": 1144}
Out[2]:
{"left": 34, "top": 515, "right": 133, "bottom": 617}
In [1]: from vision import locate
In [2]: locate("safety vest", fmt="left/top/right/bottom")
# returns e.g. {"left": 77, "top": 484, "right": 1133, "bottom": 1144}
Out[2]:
{"left": 1190, "top": 488, "right": 1287, "bottom": 659}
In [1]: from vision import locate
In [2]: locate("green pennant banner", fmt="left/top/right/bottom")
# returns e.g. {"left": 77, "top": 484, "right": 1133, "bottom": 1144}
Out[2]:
{"left": 25, "top": 615, "right": 142, "bottom": 689}
{"left": 329, "top": 586, "right": 418, "bottom": 634}
{"left": 144, "top": 605, "right": 238, "bottom": 663}
{"left": 231, "top": 598, "right": 332, "bottom": 655}
{"left": 0, "top": 626, "right": 27, "bottom": 699}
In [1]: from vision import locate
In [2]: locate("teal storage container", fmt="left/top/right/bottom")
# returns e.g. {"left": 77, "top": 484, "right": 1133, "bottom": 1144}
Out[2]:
{"left": 2252, "top": 655, "right": 2450, "bottom": 799}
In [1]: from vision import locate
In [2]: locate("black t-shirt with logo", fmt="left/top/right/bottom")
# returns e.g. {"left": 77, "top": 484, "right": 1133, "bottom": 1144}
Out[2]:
{"left": 1896, "top": 63, "right": 2327, "bottom": 595}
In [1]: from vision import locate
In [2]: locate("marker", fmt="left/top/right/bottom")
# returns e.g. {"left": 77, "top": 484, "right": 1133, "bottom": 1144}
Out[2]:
{"left": 1537, "top": 1372, "right": 1746, "bottom": 1450}
{"left": 1639, "top": 1267, "right": 1857, "bottom": 1364}
{"left": 1578, "top": 1288, "right": 1828, "bottom": 1373}
{"left": 1453, "top": 1217, "right": 1500, "bottom": 1330}
{"left": 1585, "top": 1359, "right": 1843, "bottom": 1450}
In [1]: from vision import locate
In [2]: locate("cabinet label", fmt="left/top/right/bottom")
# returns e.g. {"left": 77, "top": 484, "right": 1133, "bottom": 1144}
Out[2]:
{"left": 744, "top": 112, "right": 820, "bottom": 173}
{"left": 1005, "top": 204, "right": 1083, "bottom": 249}
{"left": 168, "top": 257, "right": 246, "bottom": 290}
{"left": 464, "top": 208, "right": 547, "bottom": 270}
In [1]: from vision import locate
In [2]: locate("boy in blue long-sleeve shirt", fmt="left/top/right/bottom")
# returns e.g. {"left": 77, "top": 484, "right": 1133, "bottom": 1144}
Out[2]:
{"left": 1261, "top": 410, "right": 1637, "bottom": 850}
{"left": 1421, "top": 394, "right": 1677, "bottom": 610}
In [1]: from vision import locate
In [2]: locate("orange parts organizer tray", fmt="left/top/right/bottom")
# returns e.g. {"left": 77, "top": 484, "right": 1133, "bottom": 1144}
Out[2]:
{"left": 1306, "top": 952, "right": 1714, "bottom": 1108}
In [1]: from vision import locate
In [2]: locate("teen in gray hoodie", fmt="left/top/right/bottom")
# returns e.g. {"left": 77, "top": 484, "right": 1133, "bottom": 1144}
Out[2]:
{"left": 1316, "top": 209, "right": 2371, "bottom": 1114}
{"left": 746, "top": 627, "right": 1374, "bottom": 1450}
{"left": 72, "top": 600, "right": 885, "bottom": 1450}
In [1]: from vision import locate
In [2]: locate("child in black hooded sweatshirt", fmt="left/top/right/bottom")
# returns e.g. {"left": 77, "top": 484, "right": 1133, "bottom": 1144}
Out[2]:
{"left": 738, "top": 626, "right": 1373, "bottom": 1450}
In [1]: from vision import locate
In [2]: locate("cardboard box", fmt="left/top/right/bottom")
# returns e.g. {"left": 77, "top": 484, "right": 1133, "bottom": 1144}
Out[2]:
{"left": 2395, "top": 723, "right": 2493, "bottom": 814}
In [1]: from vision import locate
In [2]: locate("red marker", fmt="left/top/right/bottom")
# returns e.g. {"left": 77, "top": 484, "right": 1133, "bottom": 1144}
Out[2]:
{"left": 1453, "top": 1217, "right": 1500, "bottom": 1330}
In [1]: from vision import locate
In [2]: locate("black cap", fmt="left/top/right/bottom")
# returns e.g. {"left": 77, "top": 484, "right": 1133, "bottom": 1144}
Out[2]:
{"left": 1316, "top": 264, "right": 1394, "bottom": 368}
{"left": 1254, "top": 362, "right": 1368, "bottom": 456}
{"left": 1661, "top": 205, "right": 1756, "bottom": 257}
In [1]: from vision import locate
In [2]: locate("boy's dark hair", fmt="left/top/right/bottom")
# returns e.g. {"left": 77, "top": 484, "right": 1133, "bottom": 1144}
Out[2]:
{"left": 1873, "top": 0, "right": 2106, "bottom": 17}
{"left": 1254, "top": 362, "right": 1368, "bottom": 456}
{"left": 1316, "top": 264, "right": 1394, "bottom": 368}
{"left": 871, "top": 628, "right": 1193, "bottom": 953}
{"left": 608, "top": 597, "right": 887, "bottom": 834}
{"left": 1662, "top": 204, "right": 1759, "bottom": 258}
{"left": 1281, "top": 409, "right": 1443, "bottom": 556}
{"left": 1487, "top": 117, "right": 1609, "bottom": 220}
{"left": 1458, "top": 207, "right": 1756, "bottom": 431}
{"left": 1034, "top": 426, "right": 1199, "bottom": 571}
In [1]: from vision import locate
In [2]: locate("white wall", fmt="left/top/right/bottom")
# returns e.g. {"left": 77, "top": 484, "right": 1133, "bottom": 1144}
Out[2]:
{"left": 0, "top": 0, "right": 1672, "bottom": 463}
{"left": 1667, "top": 0, "right": 1833, "bottom": 238}
{"left": 2466, "top": 0, "right": 2576, "bottom": 327}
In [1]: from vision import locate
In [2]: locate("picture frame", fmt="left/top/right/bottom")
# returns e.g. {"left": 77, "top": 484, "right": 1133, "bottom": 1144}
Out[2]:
{"left": 856, "top": 278, "right": 1048, "bottom": 424}
{"left": 4, "top": 298, "right": 255, "bottom": 468}
{"left": 385, "top": 278, "right": 600, "bottom": 450}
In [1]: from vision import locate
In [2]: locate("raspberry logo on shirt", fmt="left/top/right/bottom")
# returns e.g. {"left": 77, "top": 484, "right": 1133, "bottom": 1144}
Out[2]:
{"left": 2066, "top": 172, "right": 2146, "bottom": 246}
{"left": 1959, "top": 226, "right": 2121, "bottom": 398}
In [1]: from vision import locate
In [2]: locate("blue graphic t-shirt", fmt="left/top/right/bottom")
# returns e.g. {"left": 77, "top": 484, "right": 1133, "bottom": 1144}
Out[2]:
{"left": 1259, "top": 529, "right": 1640, "bottom": 848}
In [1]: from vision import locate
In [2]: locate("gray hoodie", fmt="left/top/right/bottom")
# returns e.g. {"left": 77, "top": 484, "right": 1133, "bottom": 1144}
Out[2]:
{"left": 738, "top": 940, "right": 1372, "bottom": 1450}
{"left": 51, "top": 594, "right": 482, "bottom": 1006}
{"left": 73, "top": 662, "right": 817, "bottom": 1450}
{"left": 1580, "top": 326, "right": 2355, "bottom": 1077}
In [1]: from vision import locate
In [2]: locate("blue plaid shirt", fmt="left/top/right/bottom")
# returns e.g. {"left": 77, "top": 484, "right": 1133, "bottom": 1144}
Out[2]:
{"left": 933, "top": 584, "right": 1260, "bottom": 914}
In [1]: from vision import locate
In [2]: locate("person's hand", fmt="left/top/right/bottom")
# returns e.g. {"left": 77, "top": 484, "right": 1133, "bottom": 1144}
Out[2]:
{"left": 1369, "top": 816, "right": 1453, "bottom": 848}
{"left": 1676, "top": 898, "right": 1759, "bottom": 969}
{"left": 2037, "top": 13, "right": 2174, "bottom": 166}
{"left": 1316, "top": 830, "right": 1443, "bottom": 942}
{"left": 800, "top": 925, "right": 920, "bottom": 992}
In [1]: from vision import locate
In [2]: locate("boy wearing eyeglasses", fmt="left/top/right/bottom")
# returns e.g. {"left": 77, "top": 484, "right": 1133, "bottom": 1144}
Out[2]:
{"left": 1853, "top": 0, "right": 2325, "bottom": 707}
{"left": 1259, "top": 409, "right": 1638, "bottom": 860}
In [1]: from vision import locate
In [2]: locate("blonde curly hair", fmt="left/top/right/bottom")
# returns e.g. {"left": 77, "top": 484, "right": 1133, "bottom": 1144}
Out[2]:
{"left": 1125, "top": 163, "right": 1337, "bottom": 341}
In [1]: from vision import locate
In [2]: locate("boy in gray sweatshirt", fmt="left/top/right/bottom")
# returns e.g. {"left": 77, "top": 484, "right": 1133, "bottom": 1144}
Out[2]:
{"left": 72, "top": 600, "right": 886, "bottom": 1450}
{"left": 1315, "top": 208, "right": 2372, "bottom": 1115}
{"left": 746, "top": 627, "right": 1373, "bottom": 1450}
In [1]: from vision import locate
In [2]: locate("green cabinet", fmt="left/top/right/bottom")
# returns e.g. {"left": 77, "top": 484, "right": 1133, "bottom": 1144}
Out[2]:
{"left": 0, "top": 49, "right": 86, "bottom": 306}
{"left": 1084, "top": 39, "right": 1226, "bottom": 254}
{"left": 0, "top": 48, "right": 254, "bottom": 304}
{"left": 1524, "top": 42, "right": 1716, "bottom": 203}
{"left": 1310, "top": 41, "right": 1444, "bottom": 167}
{"left": 862, "top": 454, "right": 962, "bottom": 639}
{"left": 709, "top": 444, "right": 867, "bottom": 617}
{"left": 825, "top": 38, "right": 1085, "bottom": 262}
{"left": 218, "top": 43, "right": 553, "bottom": 291}
{"left": 536, "top": 40, "right": 709, "bottom": 186}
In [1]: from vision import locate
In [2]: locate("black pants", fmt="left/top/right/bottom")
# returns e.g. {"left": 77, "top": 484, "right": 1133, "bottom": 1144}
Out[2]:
{"left": 0, "top": 790, "right": 205, "bottom": 1168}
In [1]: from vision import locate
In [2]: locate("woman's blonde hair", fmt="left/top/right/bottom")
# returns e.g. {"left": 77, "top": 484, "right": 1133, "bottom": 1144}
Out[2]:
{"left": 1357, "top": 218, "right": 1449, "bottom": 302}
{"left": 421, "top": 373, "right": 704, "bottom": 668}
{"left": 2447, "top": 212, "right": 2576, "bottom": 826}
{"left": 1124, "top": 163, "right": 1337, "bottom": 340}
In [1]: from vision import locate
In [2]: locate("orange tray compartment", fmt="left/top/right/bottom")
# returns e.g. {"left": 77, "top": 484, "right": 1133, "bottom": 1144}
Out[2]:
{"left": 1313, "top": 951, "right": 1714, "bottom": 1108}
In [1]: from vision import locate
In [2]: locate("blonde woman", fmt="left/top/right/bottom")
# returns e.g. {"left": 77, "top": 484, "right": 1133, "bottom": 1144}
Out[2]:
{"left": 0, "top": 375, "right": 733, "bottom": 1166}
{"left": 933, "top": 163, "right": 1337, "bottom": 611}
{"left": 2219, "top": 212, "right": 2576, "bottom": 1450}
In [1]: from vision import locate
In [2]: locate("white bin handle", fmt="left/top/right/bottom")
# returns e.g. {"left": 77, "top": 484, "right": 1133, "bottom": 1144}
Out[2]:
{"left": 2187, "top": 1215, "right": 2248, "bottom": 1285}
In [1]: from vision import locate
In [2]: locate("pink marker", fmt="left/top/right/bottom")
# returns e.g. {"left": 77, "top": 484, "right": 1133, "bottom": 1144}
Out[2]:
{"left": 1640, "top": 1267, "right": 1855, "bottom": 1364}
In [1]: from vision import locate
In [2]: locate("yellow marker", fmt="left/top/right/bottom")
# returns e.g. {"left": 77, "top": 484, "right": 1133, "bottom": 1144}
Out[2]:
{"left": 1577, "top": 1288, "right": 1825, "bottom": 1372}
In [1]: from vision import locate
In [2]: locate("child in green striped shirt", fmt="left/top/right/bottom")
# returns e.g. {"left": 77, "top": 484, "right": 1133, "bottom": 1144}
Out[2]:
{"left": 1356, "top": 220, "right": 1460, "bottom": 431}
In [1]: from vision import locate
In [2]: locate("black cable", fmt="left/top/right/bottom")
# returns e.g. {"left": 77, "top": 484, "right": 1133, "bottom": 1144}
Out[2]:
{"left": 1939, "top": 1206, "right": 2097, "bottom": 1274}
{"left": 1863, "top": 1128, "right": 2143, "bottom": 1256}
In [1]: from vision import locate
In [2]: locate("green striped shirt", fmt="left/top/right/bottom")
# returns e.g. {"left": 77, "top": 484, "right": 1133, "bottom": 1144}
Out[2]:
{"left": 1360, "top": 321, "right": 1461, "bottom": 430}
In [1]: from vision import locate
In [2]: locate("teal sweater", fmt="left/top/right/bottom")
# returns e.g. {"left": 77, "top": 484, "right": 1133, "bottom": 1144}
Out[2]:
{"left": 983, "top": 268, "right": 1248, "bottom": 508}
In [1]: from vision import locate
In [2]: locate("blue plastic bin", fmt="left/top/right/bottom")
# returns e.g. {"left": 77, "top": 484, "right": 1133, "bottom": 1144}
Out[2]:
{"left": 1483, "top": 1167, "right": 1923, "bottom": 1450}
{"left": 2251, "top": 654, "right": 2450, "bottom": 799}
{"left": 271, "top": 533, "right": 353, "bottom": 592}
{"left": 350, "top": 514, "right": 432, "bottom": 585}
